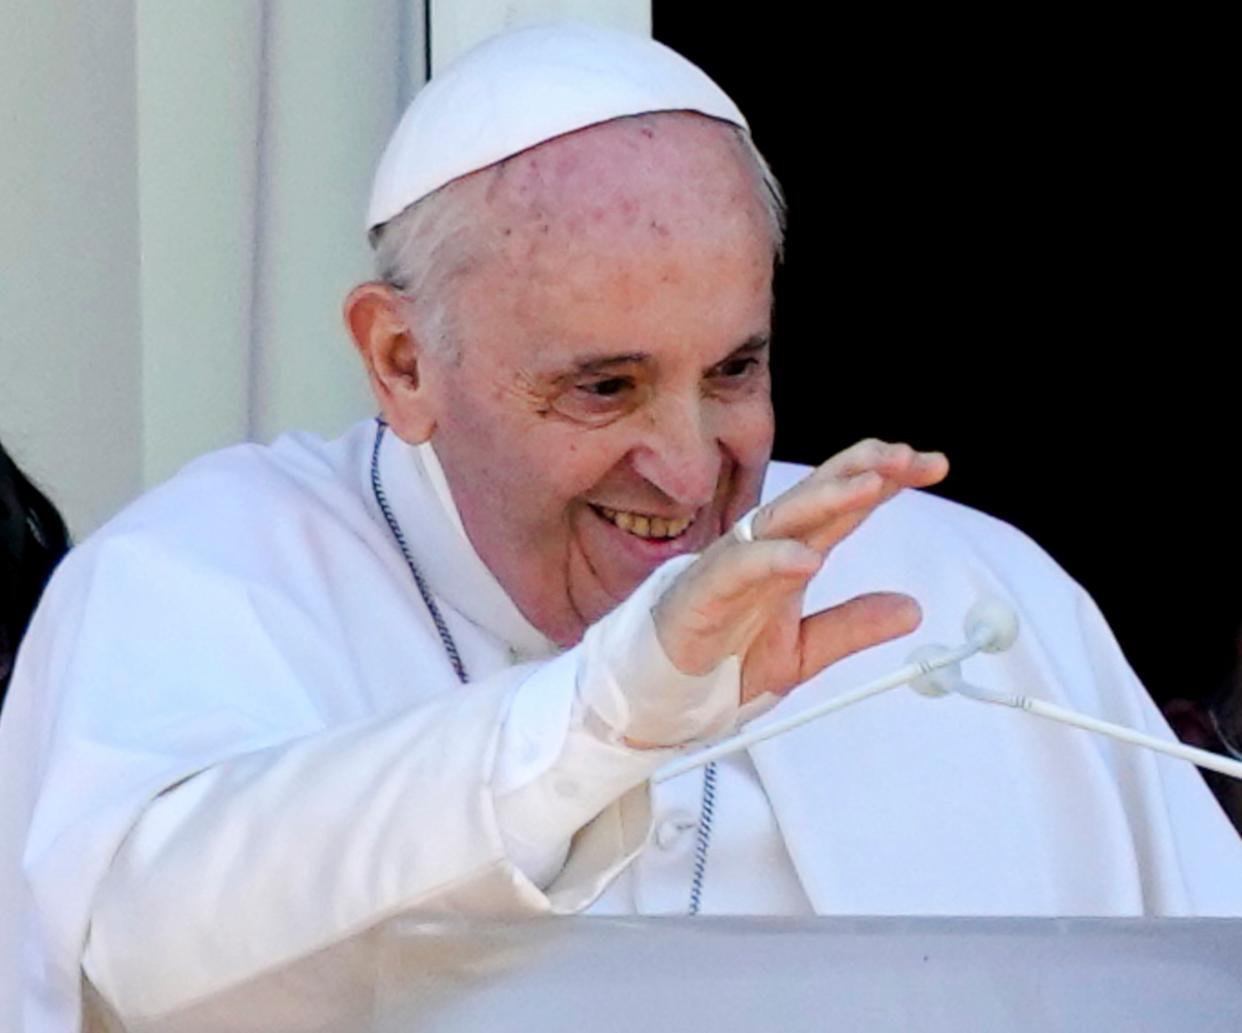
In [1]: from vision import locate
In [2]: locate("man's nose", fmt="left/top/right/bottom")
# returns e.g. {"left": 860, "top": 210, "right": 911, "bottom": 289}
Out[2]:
{"left": 630, "top": 396, "right": 721, "bottom": 509}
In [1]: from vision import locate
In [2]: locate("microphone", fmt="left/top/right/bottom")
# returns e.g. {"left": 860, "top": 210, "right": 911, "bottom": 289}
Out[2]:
{"left": 964, "top": 597, "right": 1020, "bottom": 653}
{"left": 908, "top": 599, "right": 1020, "bottom": 698}
{"left": 906, "top": 598, "right": 1242, "bottom": 783}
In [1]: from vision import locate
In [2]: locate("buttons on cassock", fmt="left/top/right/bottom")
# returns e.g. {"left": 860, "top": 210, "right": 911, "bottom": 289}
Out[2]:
{"left": 653, "top": 810, "right": 698, "bottom": 850}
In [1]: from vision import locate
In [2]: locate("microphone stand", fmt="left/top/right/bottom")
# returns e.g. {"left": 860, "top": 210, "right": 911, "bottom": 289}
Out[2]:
{"left": 655, "top": 598, "right": 1242, "bottom": 785}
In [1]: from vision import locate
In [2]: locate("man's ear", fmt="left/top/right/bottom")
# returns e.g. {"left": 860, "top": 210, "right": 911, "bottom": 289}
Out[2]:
{"left": 344, "top": 283, "right": 438, "bottom": 444}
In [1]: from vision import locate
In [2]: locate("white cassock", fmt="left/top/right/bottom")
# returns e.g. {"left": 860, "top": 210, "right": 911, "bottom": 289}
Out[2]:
{"left": 2, "top": 418, "right": 1239, "bottom": 1033}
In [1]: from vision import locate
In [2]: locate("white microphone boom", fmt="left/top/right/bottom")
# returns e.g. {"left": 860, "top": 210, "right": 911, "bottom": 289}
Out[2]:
{"left": 653, "top": 596, "right": 1242, "bottom": 786}
{"left": 948, "top": 681, "right": 1242, "bottom": 782}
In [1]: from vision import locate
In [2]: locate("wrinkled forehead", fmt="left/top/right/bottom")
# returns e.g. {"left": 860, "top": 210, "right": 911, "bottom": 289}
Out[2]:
{"left": 446, "top": 114, "right": 776, "bottom": 350}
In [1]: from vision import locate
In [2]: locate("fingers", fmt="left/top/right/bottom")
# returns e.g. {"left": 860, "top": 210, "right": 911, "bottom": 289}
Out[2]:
{"left": 698, "top": 538, "right": 823, "bottom": 606}
{"left": 661, "top": 537, "right": 820, "bottom": 628}
{"left": 754, "top": 440, "right": 948, "bottom": 552}
{"left": 655, "top": 439, "right": 941, "bottom": 683}
{"left": 752, "top": 470, "right": 885, "bottom": 548}
{"left": 835, "top": 439, "right": 948, "bottom": 487}
{"left": 655, "top": 538, "right": 822, "bottom": 676}
{"left": 796, "top": 592, "right": 922, "bottom": 683}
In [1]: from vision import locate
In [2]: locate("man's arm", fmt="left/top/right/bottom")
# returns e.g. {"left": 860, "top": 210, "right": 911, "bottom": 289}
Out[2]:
{"left": 83, "top": 440, "right": 945, "bottom": 1022}
{"left": 81, "top": 556, "right": 734, "bottom": 1021}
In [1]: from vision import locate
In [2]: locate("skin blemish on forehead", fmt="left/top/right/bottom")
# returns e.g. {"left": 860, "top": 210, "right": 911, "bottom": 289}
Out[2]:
{"left": 482, "top": 116, "right": 749, "bottom": 238}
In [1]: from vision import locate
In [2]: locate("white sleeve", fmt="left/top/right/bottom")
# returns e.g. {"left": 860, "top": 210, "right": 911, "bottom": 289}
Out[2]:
{"left": 493, "top": 555, "right": 741, "bottom": 886}
{"left": 83, "top": 557, "right": 740, "bottom": 1021}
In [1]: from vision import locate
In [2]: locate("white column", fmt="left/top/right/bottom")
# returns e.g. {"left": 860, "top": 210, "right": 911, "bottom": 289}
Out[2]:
{"left": 248, "top": 0, "right": 424, "bottom": 445}
{"left": 0, "top": 0, "right": 143, "bottom": 538}
{"left": 139, "top": 0, "right": 428, "bottom": 474}
{"left": 135, "top": 0, "right": 263, "bottom": 487}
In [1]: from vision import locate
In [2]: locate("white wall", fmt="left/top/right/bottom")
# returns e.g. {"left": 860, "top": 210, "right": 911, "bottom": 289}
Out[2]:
{"left": 0, "top": 0, "right": 648, "bottom": 539}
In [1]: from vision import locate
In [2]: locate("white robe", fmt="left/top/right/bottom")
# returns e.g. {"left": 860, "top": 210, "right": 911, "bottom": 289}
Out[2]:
{"left": 2, "top": 419, "right": 1239, "bottom": 1033}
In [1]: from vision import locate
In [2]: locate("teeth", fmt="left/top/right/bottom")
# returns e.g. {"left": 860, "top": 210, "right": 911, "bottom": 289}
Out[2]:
{"left": 596, "top": 506, "right": 692, "bottom": 540}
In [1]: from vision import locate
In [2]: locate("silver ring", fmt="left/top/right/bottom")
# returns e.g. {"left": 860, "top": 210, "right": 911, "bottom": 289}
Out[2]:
{"left": 731, "top": 506, "right": 760, "bottom": 544}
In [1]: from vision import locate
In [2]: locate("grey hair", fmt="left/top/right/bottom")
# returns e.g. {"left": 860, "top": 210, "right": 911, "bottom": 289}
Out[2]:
{"left": 734, "top": 126, "right": 787, "bottom": 264}
{"left": 369, "top": 121, "right": 786, "bottom": 359}
{"left": 370, "top": 175, "right": 482, "bottom": 359}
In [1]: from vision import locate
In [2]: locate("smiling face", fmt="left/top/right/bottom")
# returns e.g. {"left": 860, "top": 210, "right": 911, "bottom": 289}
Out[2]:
{"left": 397, "top": 114, "right": 776, "bottom": 646}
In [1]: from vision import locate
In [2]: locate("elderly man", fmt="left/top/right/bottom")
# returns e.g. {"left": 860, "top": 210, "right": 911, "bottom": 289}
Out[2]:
{"left": 2, "top": 22, "right": 1239, "bottom": 1033}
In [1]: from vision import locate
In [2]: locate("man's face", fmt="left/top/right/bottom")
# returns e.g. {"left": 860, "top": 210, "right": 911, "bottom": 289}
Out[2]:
{"left": 420, "top": 114, "right": 776, "bottom": 647}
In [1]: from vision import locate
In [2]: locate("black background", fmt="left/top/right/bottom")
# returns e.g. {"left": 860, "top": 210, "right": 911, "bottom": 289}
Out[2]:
{"left": 655, "top": 8, "right": 1238, "bottom": 705}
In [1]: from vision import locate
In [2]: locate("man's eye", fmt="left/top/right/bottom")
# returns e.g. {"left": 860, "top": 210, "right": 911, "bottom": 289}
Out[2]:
{"left": 550, "top": 375, "right": 644, "bottom": 424}
{"left": 714, "top": 357, "right": 760, "bottom": 379}
{"left": 579, "top": 377, "right": 633, "bottom": 398}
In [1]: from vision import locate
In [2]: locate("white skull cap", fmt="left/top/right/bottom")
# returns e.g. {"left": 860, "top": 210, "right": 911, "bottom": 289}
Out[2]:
{"left": 366, "top": 20, "right": 748, "bottom": 232}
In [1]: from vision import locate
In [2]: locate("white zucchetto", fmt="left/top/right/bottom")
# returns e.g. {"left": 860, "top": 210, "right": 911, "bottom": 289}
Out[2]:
{"left": 366, "top": 21, "right": 748, "bottom": 231}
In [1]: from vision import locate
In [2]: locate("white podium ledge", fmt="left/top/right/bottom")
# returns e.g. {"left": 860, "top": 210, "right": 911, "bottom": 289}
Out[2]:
{"left": 106, "top": 916, "right": 1242, "bottom": 1033}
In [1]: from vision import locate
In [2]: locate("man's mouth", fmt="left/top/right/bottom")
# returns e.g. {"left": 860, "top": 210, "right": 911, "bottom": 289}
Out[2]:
{"left": 591, "top": 505, "right": 694, "bottom": 540}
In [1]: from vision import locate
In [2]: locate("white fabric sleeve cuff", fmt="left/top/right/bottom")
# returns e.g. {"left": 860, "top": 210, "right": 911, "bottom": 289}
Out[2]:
{"left": 495, "top": 695, "right": 673, "bottom": 886}
{"left": 577, "top": 554, "right": 740, "bottom": 747}
{"left": 493, "top": 554, "right": 742, "bottom": 886}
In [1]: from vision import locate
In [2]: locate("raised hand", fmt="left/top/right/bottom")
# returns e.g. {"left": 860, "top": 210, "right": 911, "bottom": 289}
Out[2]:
{"left": 653, "top": 440, "right": 949, "bottom": 705}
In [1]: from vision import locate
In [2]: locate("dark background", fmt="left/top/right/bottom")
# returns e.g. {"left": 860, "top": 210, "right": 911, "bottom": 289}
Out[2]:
{"left": 655, "top": 9, "right": 1238, "bottom": 705}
